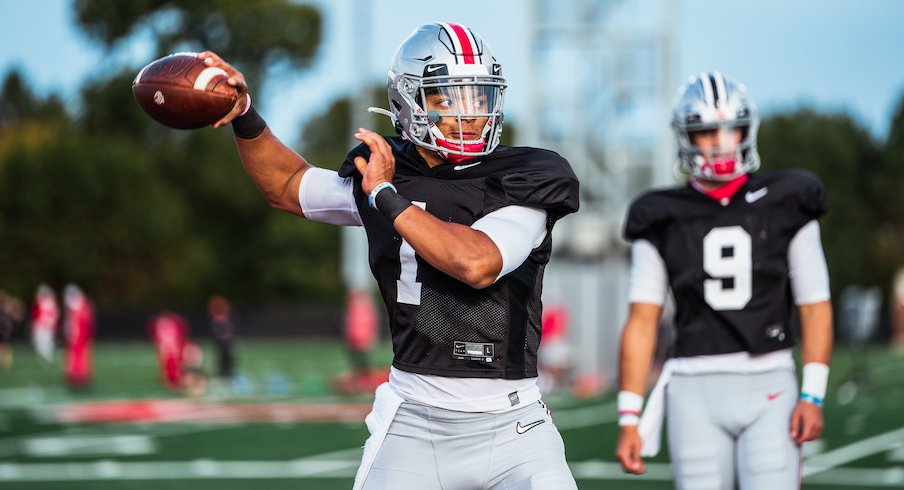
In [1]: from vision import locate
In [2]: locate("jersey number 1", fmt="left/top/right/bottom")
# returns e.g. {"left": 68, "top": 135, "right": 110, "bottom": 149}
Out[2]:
{"left": 703, "top": 226, "right": 752, "bottom": 310}
{"left": 396, "top": 202, "right": 426, "bottom": 305}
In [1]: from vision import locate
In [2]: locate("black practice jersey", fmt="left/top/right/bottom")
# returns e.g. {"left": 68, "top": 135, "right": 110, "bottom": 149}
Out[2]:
{"left": 337, "top": 137, "right": 580, "bottom": 379}
{"left": 624, "top": 170, "right": 828, "bottom": 357}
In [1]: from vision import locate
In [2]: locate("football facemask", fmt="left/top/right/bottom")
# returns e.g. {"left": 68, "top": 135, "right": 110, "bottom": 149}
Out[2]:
{"left": 422, "top": 84, "right": 503, "bottom": 163}
{"left": 687, "top": 126, "right": 749, "bottom": 180}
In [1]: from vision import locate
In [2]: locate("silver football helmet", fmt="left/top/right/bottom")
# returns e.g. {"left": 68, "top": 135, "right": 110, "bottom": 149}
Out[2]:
{"left": 671, "top": 71, "right": 760, "bottom": 181}
{"left": 371, "top": 22, "right": 506, "bottom": 163}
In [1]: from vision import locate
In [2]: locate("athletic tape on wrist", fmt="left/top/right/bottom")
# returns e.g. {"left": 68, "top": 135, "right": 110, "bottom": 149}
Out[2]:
{"left": 801, "top": 362, "right": 829, "bottom": 399}
{"left": 232, "top": 102, "right": 266, "bottom": 139}
{"left": 618, "top": 414, "right": 641, "bottom": 426}
{"left": 239, "top": 93, "right": 252, "bottom": 116}
{"left": 617, "top": 391, "right": 644, "bottom": 426}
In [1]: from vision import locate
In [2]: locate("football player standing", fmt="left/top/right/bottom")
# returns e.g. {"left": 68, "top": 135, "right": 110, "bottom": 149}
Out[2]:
{"left": 199, "top": 22, "right": 580, "bottom": 489}
{"left": 615, "top": 71, "right": 833, "bottom": 489}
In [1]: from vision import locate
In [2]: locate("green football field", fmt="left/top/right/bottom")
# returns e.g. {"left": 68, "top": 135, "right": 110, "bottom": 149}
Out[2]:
{"left": 1, "top": 339, "right": 902, "bottom": 489}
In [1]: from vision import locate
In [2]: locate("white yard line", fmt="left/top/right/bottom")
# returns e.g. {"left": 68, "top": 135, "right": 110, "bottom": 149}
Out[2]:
{"left": 803, "top": 467, "right": 904, "bottom": 487}
{"left": 0, "top": 447, "right": 364, "bottom": 481}
{"left": 569, "top": 461, "right": 674, "bottom": 480}
{"left": 0, "top": 423, "right": 239, "bottom": 458}
{"left": 1, "top": 400, "right": 900, "bottom": 485}
{"left": 803, "top": 427, "right": 904, "bottom": 477}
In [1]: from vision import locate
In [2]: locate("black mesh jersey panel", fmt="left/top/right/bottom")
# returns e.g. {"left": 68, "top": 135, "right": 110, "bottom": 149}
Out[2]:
{"left": 624, "top": 170, "right": 828, "bottom": 357}
{"left": 337, "top": 137, "right": 580, "bottom": 378}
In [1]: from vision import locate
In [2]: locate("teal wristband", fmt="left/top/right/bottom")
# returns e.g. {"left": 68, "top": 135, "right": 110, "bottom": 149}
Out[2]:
{"left": 368, "top": 182, "right": 397, "bottom": 209}
{"left": 800, "top": 392, "right": 824, "bottom": 407}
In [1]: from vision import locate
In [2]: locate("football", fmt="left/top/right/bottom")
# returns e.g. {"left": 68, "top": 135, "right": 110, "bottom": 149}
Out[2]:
{"left": 132, "top": 53, "right": 237, "bottom": 129}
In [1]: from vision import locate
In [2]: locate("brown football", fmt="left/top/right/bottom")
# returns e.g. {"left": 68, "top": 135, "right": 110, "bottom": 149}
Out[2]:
{"left": 132, "top": 53, "right": 237, "bottom": 129}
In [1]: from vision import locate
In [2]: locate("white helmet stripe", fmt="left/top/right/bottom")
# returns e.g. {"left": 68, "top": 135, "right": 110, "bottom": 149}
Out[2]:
{"left": 699, "top": 72, "right": 714, "bottom": 108}
{"left": 712, "top": 71, "right": 727, "bottom": 108}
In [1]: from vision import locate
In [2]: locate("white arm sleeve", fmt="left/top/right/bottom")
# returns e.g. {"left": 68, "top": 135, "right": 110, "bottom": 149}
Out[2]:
{"left": 628, "top": 239, "right": 668, "bottom": 305}
{"left": 470, "top": 206, "right": 548, "bottom": 282}
{"left": 297, "top": 167, "right": 363, "bottom": 226}
{"left": 788, "top": 220, "right": 831, "bottom": 304}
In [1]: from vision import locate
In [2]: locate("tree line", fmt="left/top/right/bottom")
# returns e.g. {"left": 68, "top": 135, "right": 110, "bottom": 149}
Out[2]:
{"left": 1, "top": 1, "right": 903, "bottom": 313}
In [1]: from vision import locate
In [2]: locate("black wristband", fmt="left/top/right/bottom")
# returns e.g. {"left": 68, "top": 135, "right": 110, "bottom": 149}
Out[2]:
{"left": 374, "top": 186, "right": 413, "bottom": 223}
{"left": 231, "top": 105, "right": 266, "bottom": 139}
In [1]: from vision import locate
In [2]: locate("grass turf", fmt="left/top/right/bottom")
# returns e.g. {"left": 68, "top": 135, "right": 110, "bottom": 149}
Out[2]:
{"left": 1, "top": 339, "right": 903, "bottom": 489}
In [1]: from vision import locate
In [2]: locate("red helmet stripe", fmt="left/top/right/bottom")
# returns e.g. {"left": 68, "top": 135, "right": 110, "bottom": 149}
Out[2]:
{"left": 447, "top": 23, "right": 477, "bottom": 64}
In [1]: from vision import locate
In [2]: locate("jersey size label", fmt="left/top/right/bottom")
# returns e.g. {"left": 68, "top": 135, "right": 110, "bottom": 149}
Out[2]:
{"left": 453, "top": 341, "right": 495, "bottom": 363}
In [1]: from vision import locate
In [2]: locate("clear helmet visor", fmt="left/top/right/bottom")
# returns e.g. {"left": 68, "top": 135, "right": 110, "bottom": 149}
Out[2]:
{"left": 417, "top": 82, "right": 504, "bottom": 162}
{"left": 422, "top": 84, "right": 500, "bottom": 119}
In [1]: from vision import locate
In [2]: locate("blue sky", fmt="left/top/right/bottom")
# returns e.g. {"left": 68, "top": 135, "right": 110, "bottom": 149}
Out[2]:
{"left": 3, "top": 0, "right": 904, "bottom": 142}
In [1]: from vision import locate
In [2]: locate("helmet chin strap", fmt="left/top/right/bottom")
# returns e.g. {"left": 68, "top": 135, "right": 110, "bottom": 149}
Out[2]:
{"left": 429, "top": 124, "right": 488, "bottom": 164}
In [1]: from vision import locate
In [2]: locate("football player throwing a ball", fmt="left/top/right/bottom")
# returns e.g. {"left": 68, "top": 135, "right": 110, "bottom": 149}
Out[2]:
{"left": 201, "top": 22, "right": 580, "bottom": 490}
{"left": 615, "top": 71, "right": 833, "bottom": 489}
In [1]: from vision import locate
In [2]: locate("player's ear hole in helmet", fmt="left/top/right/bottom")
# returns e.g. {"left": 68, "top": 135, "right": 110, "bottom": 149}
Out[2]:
{"left": 368, "top": 22, "right": 506, "bottom": 164}
{"left": 671, "top": 71, "right": 760, "bottom": 181}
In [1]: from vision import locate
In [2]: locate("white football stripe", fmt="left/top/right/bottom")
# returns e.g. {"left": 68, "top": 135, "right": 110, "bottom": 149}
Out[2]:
{"left": 699, "top": 71, "right": 714, "bottom": 107}
{"left": 133, "top": 65, "right": 148, "bottom": 85}
{"left": 713, "top": 71, "right": 727, "bottom": 105}
{"left": 193, "top": 67, "right": 227, "bottom": 91}
{"left": 437, "top": 22, "right": 463, "bottom": 57}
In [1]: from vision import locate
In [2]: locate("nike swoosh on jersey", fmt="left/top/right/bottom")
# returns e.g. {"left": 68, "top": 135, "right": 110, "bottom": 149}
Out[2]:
{"left": 745, "top": 187, "right": 768, "bottom": 203}
{"left": 767, "top": 390, "right": 784, "bottom": 401}
{"left": 453, "top": 161, "right": 483, "bottom": 171}
{"left": 515, "top": 419, "right": 546, "bottom": 434}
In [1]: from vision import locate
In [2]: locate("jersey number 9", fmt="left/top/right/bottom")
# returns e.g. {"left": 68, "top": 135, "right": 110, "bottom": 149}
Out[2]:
{"left": 703, "top": 226, "right": 752, "bottom": 310}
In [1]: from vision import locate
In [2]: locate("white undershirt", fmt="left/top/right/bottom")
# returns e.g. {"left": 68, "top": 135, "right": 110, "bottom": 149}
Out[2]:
{"left": 299, "top": 166, "right": 550, "bottom": 411}
{"left": 298, "top": 167, "right": 363, "bottom": 226}
{"left": 390, "top": 367, "right": 542, "bottom": 413}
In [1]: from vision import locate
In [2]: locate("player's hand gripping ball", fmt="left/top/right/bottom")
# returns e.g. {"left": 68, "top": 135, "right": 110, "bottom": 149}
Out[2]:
{"left": 132, "top": 53, "right": 237, "bottom": 129}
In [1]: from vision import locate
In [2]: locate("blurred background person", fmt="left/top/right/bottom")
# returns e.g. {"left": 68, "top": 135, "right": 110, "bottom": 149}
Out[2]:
{"left": 0, "top": 290, "right": 25, "bottom": 372}
{"left": 208, "top": 295, "right": 237, "bottom": 380}
{"left": 891, "top": 267, "right": 904, "bottom": 352}
{"left": 538, "top": 302, "right": 571, "bottom": 393}
{"left": 615, "top": 71, "right": 833, "bottom": 487}
{"left": 148, "top": 311, "right": 190, "bottom": 391}
{"left": 342, "top": 289, "right": 379, "bottom": 393}
{"left": 29, "top": 284, "right": 60, "bottom": 363}
{"left": 62, "top": 284, "right": 95, "bottom": 389}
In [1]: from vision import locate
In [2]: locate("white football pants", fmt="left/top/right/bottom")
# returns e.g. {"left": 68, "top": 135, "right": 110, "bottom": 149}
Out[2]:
{"left": 358, "top": 399, "right": 577, "bottom": 489}
{"left": 667, "top": 369, "right": 802, "bottom": 490}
